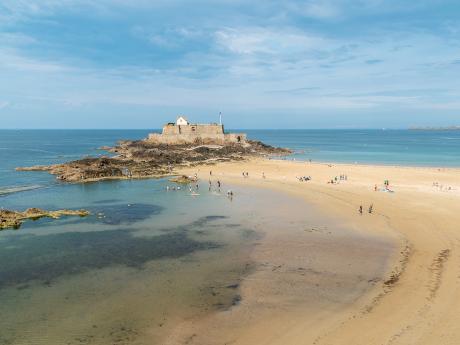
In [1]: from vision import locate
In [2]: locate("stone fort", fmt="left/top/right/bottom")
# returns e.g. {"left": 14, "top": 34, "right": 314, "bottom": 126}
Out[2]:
{"left": 147, "top": 116, "right": 247, "bottom": 145}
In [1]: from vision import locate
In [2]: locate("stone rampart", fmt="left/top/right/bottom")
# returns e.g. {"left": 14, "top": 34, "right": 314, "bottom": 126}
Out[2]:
{"left": 147, "top": 123, "right": 246, "bottom": 145}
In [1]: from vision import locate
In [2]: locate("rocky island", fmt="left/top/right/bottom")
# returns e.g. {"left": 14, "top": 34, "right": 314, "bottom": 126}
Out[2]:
{"left": 0, "top": 208, "right": 90, "bottom": 230}
{"left": 16, "top": 117, "right": 290, "bottom": 183}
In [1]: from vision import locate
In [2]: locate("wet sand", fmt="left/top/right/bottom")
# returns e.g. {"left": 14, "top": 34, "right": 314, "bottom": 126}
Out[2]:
{"left": 175, "top": 158, "right": 460, "bottom": 345}
{"left": 0, "top": 176, "right": 395, "bottom": 345}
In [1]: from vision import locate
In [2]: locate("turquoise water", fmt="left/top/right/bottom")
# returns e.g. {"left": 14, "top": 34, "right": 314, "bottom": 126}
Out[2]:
{"left": 0, "top": 129, "right": 260, "bottom": 343}
{"left": 244, "top": 129, "right": 460, "bottom": 167}
{"left": 1, "top": 129, "right": 459, "bottom": 195}
{"left": 0, "top": 166, "right": 265, "bottom": 344}
{"left": 0, "top": 129, "right": 400, "bottom": 344}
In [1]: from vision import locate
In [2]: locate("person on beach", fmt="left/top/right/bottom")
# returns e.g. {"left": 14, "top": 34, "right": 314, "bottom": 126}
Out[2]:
{"left": 210, "top": 170, "right": 212, "bottom": 176}
{"left": 369, "top": 204, "right": 373, "bottom": 214}
{"left": 217, "top": 180, "right": 221, "bottom": 191}
{"left": 359, "top": 205, "right": 363, "bottom": 215}
{"left": 262, "top": 172, "right": 266, "bottom": 179}
{"left": 374, "top": 184, "right": 378, "bottom": 191}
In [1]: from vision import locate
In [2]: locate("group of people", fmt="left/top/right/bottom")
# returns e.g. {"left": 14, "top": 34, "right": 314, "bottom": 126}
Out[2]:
{"left": 166, "top": 185, "right": 181, "bottom": 191}
{"left": 432, "top": 182, "right": 453, "bottom": 191}
{"left": 209, "top": 179, "right": 222, "bottom": 192}
{"left": 189, "top": 183, "right": 200, "bottom": 194}
{"left": 374, "top": 180, "right": 393, "bottom": 192}
{"left": 241, "top": 171, "right": 266, "bottom": 179}
{"left": 297, "top": 175, "right": 312, "bottom": 182}
{"left": 226, "top": 190, "right": 234, "bottom": 200}
{"left": 328, "top": 174, "right": 348, "bottom": 184}
{"left": 359, "top": 204, "right": 373, "bottom": 215}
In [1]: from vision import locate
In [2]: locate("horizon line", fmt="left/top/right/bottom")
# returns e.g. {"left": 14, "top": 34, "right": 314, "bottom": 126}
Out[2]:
{"left": 0, "top": 127, "right": 417, "bottom": 131}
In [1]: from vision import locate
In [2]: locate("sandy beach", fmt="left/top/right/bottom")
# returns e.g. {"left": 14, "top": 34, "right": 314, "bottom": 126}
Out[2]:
{"left": 172, "top": 158, "right": 460, "bottom": 345}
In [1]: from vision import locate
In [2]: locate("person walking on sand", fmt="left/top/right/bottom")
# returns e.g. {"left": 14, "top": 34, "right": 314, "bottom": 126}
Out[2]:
{"left": 359, "top": 205, "right": 363, "bottom": 215}
{"left": 368, "top": 204, "right": 373, "bottom": 214}
{"left": 374, "top": 184, "right": 378, "bottom": 192}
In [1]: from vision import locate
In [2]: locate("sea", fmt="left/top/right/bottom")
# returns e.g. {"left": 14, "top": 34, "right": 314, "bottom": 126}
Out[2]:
{"left": 0, "top": 129, "right": 457, "bottom": 344}
{"left": 1, "top": 129, "right": 459, "bottom": 191}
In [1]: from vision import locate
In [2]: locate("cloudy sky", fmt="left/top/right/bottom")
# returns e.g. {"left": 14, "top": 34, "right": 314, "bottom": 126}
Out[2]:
{"left": 0, "top": 0, "right": 459, "bottom": 129}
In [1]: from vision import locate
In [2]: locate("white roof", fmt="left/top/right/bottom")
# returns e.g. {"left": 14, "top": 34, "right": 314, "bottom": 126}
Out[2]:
{"left": 176, "top": 116, "right": 189, "bottom": 125}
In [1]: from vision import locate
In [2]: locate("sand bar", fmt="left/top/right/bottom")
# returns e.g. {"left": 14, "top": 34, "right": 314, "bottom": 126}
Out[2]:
{"left": 173, "top": 158, "right": 460, "bottom": 345}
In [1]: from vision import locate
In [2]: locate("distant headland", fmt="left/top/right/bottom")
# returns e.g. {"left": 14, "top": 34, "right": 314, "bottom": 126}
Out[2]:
{"left": 409, "top": 126, "right": 460, "bottom": 131}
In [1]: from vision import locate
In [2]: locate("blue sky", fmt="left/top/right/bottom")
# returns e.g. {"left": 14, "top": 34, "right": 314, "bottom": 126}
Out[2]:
{"left": 0, "top": 0, "right": 459, "bottom": 129}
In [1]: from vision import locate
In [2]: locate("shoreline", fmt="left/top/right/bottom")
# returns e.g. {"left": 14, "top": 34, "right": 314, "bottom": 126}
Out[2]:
{"left": 5, "top": 153, "right": 460, "bottom": 344}
{"left": 160, "top": 178, "right": 399, "bottom": 345}
{"left": 272, "top": 156, "right": 460, "bottom": 170}
{"left": 172, "top": 157, "right": 460, "bottom": 345}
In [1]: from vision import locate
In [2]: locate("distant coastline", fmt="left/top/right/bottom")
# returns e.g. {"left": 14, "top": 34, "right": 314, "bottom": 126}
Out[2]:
{"left": 409, "top": 126, "right": 460, "bottom": 131}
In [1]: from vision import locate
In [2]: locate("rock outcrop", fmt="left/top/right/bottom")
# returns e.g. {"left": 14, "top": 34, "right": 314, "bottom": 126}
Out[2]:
{"left": 0, "top": 208, "right": 90, "bottom": 230}
{"left": 16, "top": 138, "right": 290, "bottom": 183}
{"left": 169, "top": 175, "right": 197, "bottom": 184}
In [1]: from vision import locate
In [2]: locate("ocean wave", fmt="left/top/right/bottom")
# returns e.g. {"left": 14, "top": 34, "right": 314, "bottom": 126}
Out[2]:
{"left": 0, "top": 184, "right": 43, "bottom": 196}
{"left": 0, "top": 147, "right": 59, "bottom": 154}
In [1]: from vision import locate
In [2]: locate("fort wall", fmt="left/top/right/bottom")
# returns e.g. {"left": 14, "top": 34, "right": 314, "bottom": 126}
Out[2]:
{"left": 147, "top": 123, "right": 246, "bottom": 145}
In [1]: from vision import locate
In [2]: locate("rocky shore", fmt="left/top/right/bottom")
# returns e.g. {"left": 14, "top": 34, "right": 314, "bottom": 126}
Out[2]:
{"left": 16, "top": 138, "right": 290, "bottom": 183}
{"left": 0, "top": 208, "right": 90, "bottom": 230}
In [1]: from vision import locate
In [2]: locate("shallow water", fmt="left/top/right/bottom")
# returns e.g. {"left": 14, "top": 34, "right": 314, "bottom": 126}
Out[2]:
{"left": 0, "top": 178, "right": 262, "bottom": 345}
{"left": 0, "top": 130, "right": 398, "bottom": 344}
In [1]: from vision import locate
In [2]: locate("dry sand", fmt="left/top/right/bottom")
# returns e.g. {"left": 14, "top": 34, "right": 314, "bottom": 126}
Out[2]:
{"left": 171, "top": 158, "right": 460, "bottom": 345}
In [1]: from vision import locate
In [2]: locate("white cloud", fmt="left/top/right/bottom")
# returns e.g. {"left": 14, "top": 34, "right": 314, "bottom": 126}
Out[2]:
{"left": 215, "top": 27, "right": 327, "bottom": 55}
{"left": 0, "top": 49, "right": 69, "bottom": 72}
